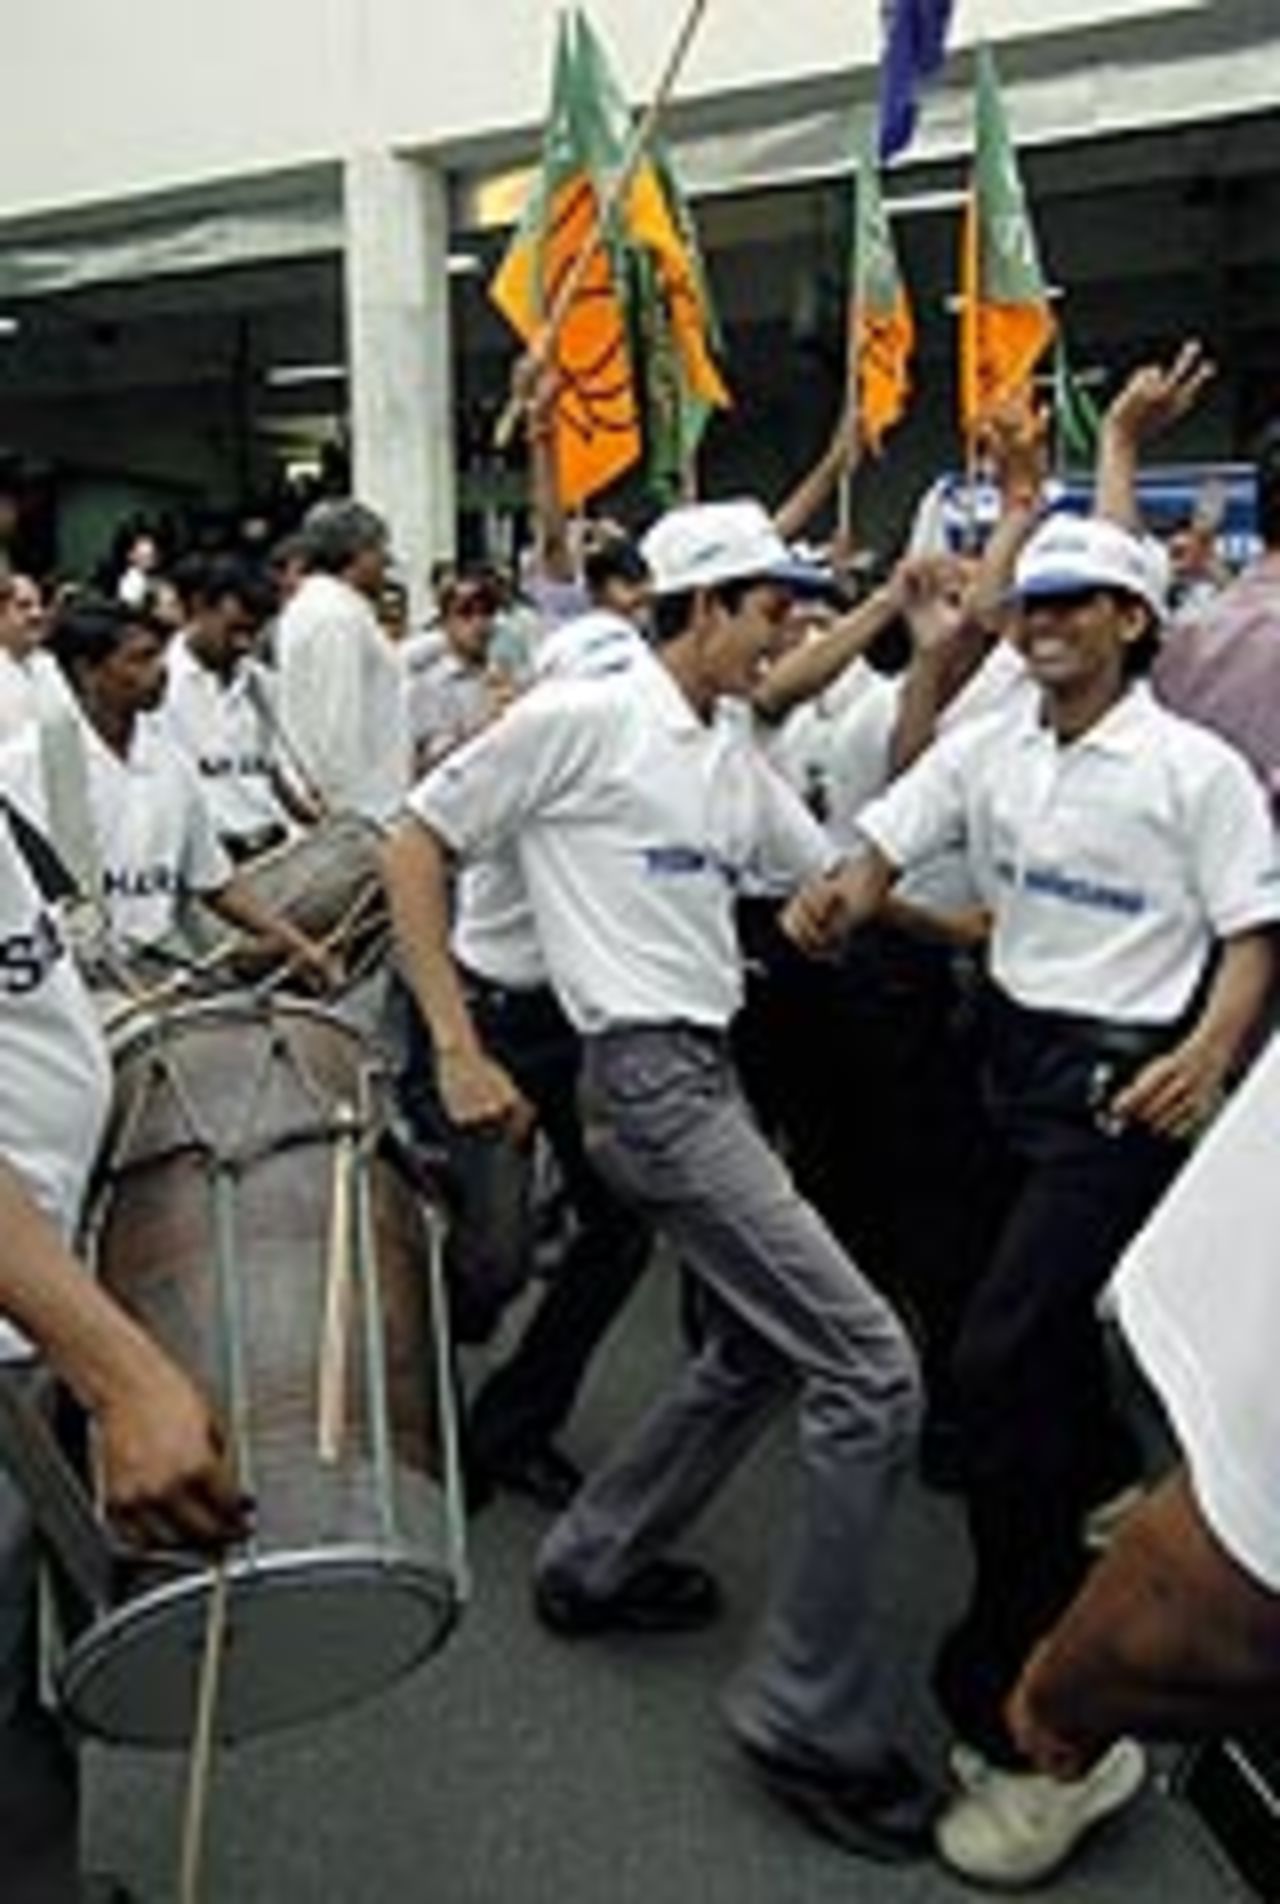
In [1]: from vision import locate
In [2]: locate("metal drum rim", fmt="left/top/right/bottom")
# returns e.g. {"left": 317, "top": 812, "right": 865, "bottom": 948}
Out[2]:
{"left": 58, "top": 1547, "right": 459, "bottom": 1748}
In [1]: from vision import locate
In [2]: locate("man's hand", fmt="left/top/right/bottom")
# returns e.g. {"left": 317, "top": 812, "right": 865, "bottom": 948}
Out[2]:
{"left": 780, "top": 872, "right": 850, "bottom": 957}
{"left": 1103, "top": 340, "right": 1215, "bottom": 449}
{"left": 282, "top": 929, "right": 343, "bottom": 994}
{"left": 437, "top": 1047, "right": 535, "bottom": 1141}
{"left": 980, "top": 399, "right": 1050, "bottom": 509}
{"left": 98, "top": 1357, "right": 251, "bottom": 1553}
{"left": 1108, "top": 1036, "right": 1227, "bottom": 1141}
{"left": 895, "top": 554, "right": 971, "bottom": 658}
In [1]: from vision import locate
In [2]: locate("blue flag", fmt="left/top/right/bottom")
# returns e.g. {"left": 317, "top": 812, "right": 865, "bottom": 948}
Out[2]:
{"left": 877, "top": 0, "right": 955, "bottom": 161}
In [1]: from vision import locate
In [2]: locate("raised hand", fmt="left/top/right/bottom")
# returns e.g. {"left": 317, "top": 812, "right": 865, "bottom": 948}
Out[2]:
{"left": 1104, "top": 340, "right": 1215, "bottom": 447}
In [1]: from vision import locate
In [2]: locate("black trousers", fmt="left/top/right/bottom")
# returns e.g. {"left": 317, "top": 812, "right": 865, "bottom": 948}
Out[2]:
{"left": 394, "top": 973, "right": 652, "bottom": 1474}
{"left": 731, "top": 900, "right": 1001, "bottom": 1404}
{"left": 933, "top": 994, "right": 1187, "bottom": 1763}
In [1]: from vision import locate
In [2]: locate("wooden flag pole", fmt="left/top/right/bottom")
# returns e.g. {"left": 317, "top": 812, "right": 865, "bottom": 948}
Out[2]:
{"left": 493, "top": 0, "right": 711, "bottom": 450}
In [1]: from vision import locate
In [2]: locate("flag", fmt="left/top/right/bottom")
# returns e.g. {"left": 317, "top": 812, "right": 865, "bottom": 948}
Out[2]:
{"left": 849, "top": 127, "right": 915, "bottom": 452}
{"left": 878, "top": 0, "right": 956, "bottom": 162}
{"left": 959, "top": 43, "right": 1057, "bottom": 439}
{"left": 570, "top": 8, "right": 729, "bottom": 492}
{"left": 489, "top": 12, "right": 641, "bottom": 508}
{"left": 1051, "top": 339, "right": 1100, "bottom": 466}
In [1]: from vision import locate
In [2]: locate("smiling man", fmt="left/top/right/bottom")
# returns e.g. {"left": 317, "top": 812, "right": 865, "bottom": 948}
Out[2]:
{"left": 785, "top": 511, "right": 1280, "bottom": 1887}
{"left": 382, "top": 498, "right": 933, "bottom": 1862}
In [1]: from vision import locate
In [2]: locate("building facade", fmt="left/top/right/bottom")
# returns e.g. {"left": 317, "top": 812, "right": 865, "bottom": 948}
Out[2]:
{"left": 2, "top": 0, "right": 1278, "bottom": 595}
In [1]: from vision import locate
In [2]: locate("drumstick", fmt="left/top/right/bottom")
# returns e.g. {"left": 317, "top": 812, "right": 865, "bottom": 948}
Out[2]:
{"left": 179, "top": 1560, "right": 230, "bottom": 1904}
{"left": 318, "top": 1103, "right": 359, "bottom": 1463}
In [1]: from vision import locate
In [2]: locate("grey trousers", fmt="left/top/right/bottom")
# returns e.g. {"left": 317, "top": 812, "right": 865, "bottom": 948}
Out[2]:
{"left": 536, "top": 1024, "right": 922, "bottom": 1772}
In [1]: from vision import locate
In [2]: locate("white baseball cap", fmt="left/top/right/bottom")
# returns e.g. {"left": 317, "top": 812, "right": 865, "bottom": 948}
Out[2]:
{"left": 641, "top": 499, "right": 832, "bottom": 599}
{"left": 1013, "top": 514, "right": 1170, "bottom": 622}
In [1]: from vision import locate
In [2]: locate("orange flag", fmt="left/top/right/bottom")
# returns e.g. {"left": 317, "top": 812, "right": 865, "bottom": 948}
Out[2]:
{"left": 489, "top": 14, "right": 641, "bottom": 508}
{"left": 849, "top": 129, "right": 914, "bottom": 452}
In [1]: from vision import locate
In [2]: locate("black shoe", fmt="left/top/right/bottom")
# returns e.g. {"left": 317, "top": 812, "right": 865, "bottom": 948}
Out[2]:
{"left": 535, "top": 1558, "right": 723, "bottom": 1637}
{"left": 482, "top": 1443, "right": 583, "bottom": 1512}
{"left": 741, "top": 1741, "right": 936, "bottom": 1863}
{"left": 80, "top": 1880, "right": 140, "bottom": 1903}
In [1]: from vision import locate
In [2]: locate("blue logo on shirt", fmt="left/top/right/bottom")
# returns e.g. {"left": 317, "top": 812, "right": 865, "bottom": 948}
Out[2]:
{"left": 994, "top": 858, "right": 1147, "bottom": 917}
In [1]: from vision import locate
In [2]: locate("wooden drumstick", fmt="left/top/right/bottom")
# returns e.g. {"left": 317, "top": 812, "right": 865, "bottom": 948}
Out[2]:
{"left": 179, "top": 1560, "right": 230, "bottom": 1904}
{"left": 318, "top": 1102, "right": 359, "bottom": 1463}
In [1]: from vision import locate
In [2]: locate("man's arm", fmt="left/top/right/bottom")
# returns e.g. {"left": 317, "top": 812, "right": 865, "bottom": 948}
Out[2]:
{"left": 203, "top": 875, "right": 340, "bottom": 990}
{"left": 1111, "top": 930, "right": 1275, "bottom": 1139}
{"left": 751, "top": 572, "right": 907, "bottom": 725}
{"left": 0, "top": 1160, "right": 248, "bottom": 1551}
{"left": 1095, "top": 340, "right": 1215, "bottom": 531}
{"left": 380, "top": 817, "right": 532, "bottom": 1136}
{"left": 891, "top": 406, "right": 1046, "bottom": 774}
{"left": 772, "top": 406, "right": 861, "bottom": 544}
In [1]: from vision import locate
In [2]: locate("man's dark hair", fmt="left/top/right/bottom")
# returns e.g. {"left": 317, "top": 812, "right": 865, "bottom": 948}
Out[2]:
{"left": 300, "top": 500, "right": 387, "bottom": 575}
{"left": 584, "top": 536, "right": 649, "bottom": 602}
{"left": 47, "top": 596, "right": 161, "bottom": 678}
{"left": 650, "top": 575, "right": 758, "bottom": 646}
{"left": 192, "top": 554, "right": 276, "bottom": 622}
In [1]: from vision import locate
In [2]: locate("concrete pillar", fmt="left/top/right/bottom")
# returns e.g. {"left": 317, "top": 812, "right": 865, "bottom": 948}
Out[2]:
{"left": 343, "top": 148, "right": 454, "bottom": 615}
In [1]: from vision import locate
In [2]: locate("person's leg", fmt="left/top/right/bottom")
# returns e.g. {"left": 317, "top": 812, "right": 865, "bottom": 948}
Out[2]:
{"left": 1011, "top": 1465, "right": 1280, "bottom": 1768}
{"left": 538, "top": 1027, "right": 921, "bottom": 1773}
{"left": 467, "top": 993, "right": 652, "bottom": 1481}
{"left": 935, "top": 1132, "right": 1181, "bottom": 1764}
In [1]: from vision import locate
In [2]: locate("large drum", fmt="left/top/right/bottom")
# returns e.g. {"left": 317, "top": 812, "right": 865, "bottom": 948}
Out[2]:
{"left": 205, "top": 812, "right": 390, "bottom": 987}
{"left": 56, "top": 996, "right": 465, "bottom": 1748}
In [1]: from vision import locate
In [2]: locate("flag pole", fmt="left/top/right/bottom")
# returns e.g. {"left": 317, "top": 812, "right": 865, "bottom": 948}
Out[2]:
{"left": 494, "top": 0, "right": 711, "bottom": 449}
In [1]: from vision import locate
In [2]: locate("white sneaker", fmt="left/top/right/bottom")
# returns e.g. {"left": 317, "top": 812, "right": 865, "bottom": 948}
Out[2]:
{"left": 935, "top": 1738, "right": 1147, "bottom": 1887}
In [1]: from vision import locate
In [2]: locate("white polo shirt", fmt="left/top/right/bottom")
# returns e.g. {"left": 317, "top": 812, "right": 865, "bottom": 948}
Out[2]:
{"left": 277, "top": 572, "right": 409, "bottom": 823}
{"left": 0, "top": 809, "right": 113, "bottom": 1356}
{"left": 1111, "top": 1031, "right": 1280, "bottom": 1588}
{"left": 409, "top": 654, "right": 834, "bottom": 1033}
{"left": 449, "top": 612, "right": 653, "bottom": 990}
{"left": 155, "top": 636, "right": 286, "bottom": 841}
{"left": 0, "top": 717, "right": 232, "bottom": 955}
{"left": 859, "top": 683, "right": 1280, "bottom": 1022}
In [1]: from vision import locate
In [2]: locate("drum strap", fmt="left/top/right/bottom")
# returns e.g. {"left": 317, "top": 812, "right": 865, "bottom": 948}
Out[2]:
{"left": 0, "top": 797, "right": 77, "bottom": 903}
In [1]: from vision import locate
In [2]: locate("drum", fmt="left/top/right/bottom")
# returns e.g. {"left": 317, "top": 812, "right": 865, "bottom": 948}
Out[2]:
{"left": 56, "top": 996, "right": 466, "bottom": 1748}
{"left": 207, "top": 813, "right": 390, "bottom": 986}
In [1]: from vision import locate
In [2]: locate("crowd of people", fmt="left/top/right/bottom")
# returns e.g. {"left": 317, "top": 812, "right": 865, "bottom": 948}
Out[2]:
{"left": 1, "top": 337, "right": 1279, "bottom": 1901}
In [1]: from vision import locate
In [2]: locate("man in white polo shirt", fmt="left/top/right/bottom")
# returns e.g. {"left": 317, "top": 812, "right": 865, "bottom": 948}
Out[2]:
{"left": 0, "top": 597, "right": 333, "bottom": 982}
{"left": 158, "top": 555, "right": 318, "bottom": 860}
{"left": 786, "top": 512, "right": 1280, "bottom": 1886}
{"left": 382, "top": 500, "right": 931, "bottom": 1862}
{"left": 0, "top": 803, "right": 246, "bottom": 1902}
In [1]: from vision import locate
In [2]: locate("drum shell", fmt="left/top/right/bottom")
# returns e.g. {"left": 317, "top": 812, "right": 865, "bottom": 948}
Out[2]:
{"left": 60, "top": 998, "right": 460, "bottom": 1746}
{"left": 209, "top": 814, "right": 388, "bottom": 980}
